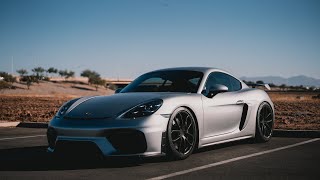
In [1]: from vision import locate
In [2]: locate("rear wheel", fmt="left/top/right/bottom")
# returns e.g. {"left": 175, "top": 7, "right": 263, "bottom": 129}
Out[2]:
{"left": 255, "top": 102, "right": 274, "bottom": 142}
{"left": 167, "top": 107, "right": 198, "bottom": 160}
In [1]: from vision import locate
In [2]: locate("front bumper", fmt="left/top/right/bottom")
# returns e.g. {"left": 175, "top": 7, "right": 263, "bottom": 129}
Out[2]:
{"left": 47, "top": 114, "right": 169, "bottom": 157}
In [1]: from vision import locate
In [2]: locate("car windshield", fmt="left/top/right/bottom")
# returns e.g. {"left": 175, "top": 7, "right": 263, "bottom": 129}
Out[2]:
{"left": 121, "top": 70, "right": 203, "bottom": 93}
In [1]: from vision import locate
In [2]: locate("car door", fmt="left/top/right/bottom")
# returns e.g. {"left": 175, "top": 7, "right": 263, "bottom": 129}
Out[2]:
{"left": 202, "top": 72, "right": 244, "bottom": 138}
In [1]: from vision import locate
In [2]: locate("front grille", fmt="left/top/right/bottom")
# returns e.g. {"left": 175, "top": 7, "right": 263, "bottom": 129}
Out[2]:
{"left": 54, "top": 140, "right": 102, "bottom": 157}
{"left": 105, "top": 129, "right": 147, "bottom": 154}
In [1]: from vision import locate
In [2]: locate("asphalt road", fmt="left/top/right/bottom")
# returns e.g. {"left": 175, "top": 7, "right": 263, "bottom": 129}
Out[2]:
{"left": 0, "top": 127, "right": 319, "bottom": 180}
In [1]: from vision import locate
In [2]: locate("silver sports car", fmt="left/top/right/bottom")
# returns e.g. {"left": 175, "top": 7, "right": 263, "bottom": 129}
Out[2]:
{"left": 47, "top": 67, "right": 274, "bottom": 159}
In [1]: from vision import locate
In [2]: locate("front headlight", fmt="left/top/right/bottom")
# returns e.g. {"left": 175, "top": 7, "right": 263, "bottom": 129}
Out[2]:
{"left": 121, "top": 99, "right": 163, "bottom": 119}
{"left": 55, "top": 98, "right": 80, "bottom": 117}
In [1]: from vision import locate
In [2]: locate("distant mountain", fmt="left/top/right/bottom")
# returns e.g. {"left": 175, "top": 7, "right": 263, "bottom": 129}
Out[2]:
{"left": 240, "top": 75, "right": 320, "bottom": 87}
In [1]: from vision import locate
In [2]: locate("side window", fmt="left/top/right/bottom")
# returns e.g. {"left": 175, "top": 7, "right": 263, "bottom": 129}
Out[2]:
{"left": 204, "top": 72, "right": 241, "bottom": 92}
{"left": 229, "top": 76, "right": 242, "bottom": 91}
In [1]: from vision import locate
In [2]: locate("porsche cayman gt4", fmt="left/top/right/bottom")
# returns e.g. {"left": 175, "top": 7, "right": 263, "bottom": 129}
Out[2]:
{"left": 47, "top": 67, "right": 274, "bottom": 159}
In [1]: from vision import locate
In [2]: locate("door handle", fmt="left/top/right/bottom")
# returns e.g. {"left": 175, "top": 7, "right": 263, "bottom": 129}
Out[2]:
{"left": 236, "top": 100, "right": 245, "bottom": 105}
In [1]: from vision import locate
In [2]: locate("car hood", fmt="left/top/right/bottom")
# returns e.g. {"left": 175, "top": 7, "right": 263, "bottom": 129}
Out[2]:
{"left": 64, "top": 93, "right": 164, "bottom": 119}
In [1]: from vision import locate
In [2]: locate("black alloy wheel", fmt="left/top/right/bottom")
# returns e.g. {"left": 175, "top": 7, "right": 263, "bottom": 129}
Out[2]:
{"left": 255, "top": 102, "right": 274, "bottom": 142}
{"left": 167, "top": 107, "right": 198, "bottom": 160}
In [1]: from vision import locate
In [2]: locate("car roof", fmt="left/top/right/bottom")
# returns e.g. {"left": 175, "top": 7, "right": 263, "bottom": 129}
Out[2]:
{"left": 144, "top": 66, "right": 249, "bottom": 92}
{"left": 151, "top": 67, "right": 223, "bottom": 74}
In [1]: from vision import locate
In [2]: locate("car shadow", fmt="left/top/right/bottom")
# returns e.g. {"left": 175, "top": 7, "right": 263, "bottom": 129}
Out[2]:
{"left": 194, "top": 138, "right": 253, "bottom": 154}
{"left": 0, "top": 146, "right": 169, "bottom": 171}
{"left": 0, "top": 139, "right": 255, "bottom": 171}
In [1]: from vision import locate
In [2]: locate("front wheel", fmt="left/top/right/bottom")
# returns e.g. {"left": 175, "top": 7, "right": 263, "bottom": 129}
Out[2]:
{"left": 254, "top": 102, "right": 274, "bottom": 142}
{"left": 166, "top": 107, "right": 198, "bottom": 160}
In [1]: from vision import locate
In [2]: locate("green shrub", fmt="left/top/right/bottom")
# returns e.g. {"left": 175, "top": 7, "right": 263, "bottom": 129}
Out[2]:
{"left": 0, "top": 72, "right": 16, "bottom": 83}
{"left": 0, "top": 80, "right": 12, "bottom": 92}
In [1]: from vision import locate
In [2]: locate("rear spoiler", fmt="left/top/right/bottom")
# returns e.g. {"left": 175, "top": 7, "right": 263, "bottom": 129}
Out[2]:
{"left": 246, "top": 83, "right": 271, "bottom": 90}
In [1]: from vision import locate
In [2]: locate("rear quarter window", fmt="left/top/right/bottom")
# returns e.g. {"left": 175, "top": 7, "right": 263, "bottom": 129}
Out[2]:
{"left": 229, "top": 76, "right": 242, "bottom": 91}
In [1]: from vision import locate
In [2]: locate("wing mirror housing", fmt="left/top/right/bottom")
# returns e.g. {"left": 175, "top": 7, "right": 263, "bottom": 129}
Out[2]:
{"left": 115, "top": 88, "right": 123, "bottom": 94}
{"left": 207, "top": 84, "right": 228, "bottom": 98}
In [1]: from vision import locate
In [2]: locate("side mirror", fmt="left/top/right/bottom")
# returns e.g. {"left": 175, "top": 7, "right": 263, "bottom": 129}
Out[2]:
{"left": 115, "top": 88, "right": 123, "bottom": 94}
{"left": 207, "top": 84, "right": 228, "bottom": 98}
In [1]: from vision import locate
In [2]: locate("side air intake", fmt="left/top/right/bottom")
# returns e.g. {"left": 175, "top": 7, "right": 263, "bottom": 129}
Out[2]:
{"left": 239, "top": 104, "right": 248, "bottom": 130}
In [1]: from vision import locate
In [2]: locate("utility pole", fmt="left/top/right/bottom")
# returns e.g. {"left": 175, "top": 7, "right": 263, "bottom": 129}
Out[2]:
{"left": 11, "top": 56, "right": 14, "bottom": 75}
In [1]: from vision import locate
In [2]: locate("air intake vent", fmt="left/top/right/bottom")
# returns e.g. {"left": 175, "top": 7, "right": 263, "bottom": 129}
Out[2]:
{"left": 105, "top": 129, "right": 147, "bottom": 154}
{"left": 239, "top": 104, "right": 248, "bottom": 130}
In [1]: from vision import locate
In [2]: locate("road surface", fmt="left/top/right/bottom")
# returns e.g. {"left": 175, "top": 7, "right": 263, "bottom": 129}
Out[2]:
{"left": 0, "top": 127, "right": 319, "bottom": 179}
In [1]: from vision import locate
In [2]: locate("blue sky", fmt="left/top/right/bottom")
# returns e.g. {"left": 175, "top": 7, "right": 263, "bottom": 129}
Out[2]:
{"left": 0, "top": 0, "right": 319, "bottom": 79}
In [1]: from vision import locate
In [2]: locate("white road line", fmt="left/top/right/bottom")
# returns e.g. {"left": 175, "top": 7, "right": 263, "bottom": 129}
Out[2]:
{"left": 147, "top": 138, "right": 320, "bottom": 180}
{"left": 0, "top": 135, "right": 46, "bottom": 141}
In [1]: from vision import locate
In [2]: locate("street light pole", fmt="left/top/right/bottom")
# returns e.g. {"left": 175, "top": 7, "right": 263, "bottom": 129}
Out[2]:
{"left": 11, "top": 56, "right": 14, "bottom": 75}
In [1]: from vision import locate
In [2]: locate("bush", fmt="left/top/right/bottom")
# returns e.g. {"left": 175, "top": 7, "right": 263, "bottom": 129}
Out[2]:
{"left": 89, "top": 76, "right": 106, "bottom": 91}
{"left": 20, "top": 75, "right": 38, "bottom": 89}
{"left": 0, "top": 72, "right": 16, "bottom": 83}
{"left": 59, "top": 70, "right": 75, "bottom": 80}
{"left": 81, "top": 69, "right": 100, "bottom": 84}
{"left": 0, "top": 81, "right": 12, "bottom": 92}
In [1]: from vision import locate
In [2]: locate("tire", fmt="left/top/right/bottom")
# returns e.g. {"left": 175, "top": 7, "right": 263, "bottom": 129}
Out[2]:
{"left": 254, "top": 102, "right": 274, "bottom": 142}
{"left": 166, "top": 107, "right": 198, "bottom": 160}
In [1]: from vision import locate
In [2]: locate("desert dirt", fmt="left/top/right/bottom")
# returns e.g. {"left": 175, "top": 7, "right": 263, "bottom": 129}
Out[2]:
{"left": 0, "top": 81, "right": 114, "bottom": 122}
{"left": 0, "top": 81, "right": 319, "bottom": 130}
{"left": 268, "top": 92, "right": 320, "bottom": 130}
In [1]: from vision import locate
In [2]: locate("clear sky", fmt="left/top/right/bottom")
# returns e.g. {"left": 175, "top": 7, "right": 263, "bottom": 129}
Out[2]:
{"left": 0, "top": 0, "right": 319, "bottom": 79}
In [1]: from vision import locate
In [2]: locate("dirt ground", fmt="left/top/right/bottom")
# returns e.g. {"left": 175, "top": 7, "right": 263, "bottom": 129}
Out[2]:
{"left": 0, "top": 81, "right": 114, "bottom": 122}
{"left": 0, "top": 81, "right": 114, "bottom": 97}
{"left": 0, "top": 83, "right": 319, "bottom": 130}
{"left": 0, "top": 96, "right": 71, "bottom": 122}
{"left": 268, "top": 91, "right": 320, "bottom": 130}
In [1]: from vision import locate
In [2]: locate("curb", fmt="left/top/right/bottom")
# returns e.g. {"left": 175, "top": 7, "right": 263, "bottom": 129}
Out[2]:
{"left": 17, "top": 122, "right": 48, "bottom": 128}
{"left": 273, "top": 129, "right": 320, "bottom": 138}
{"left": 0, "top": 121, "right": 48, "bottom": 128}
{"left": 0, "top": 121, "right": 20, "bottom": 127}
